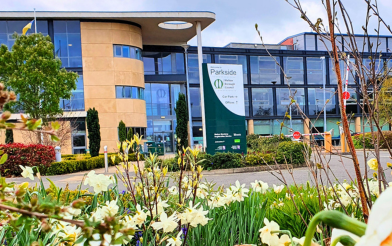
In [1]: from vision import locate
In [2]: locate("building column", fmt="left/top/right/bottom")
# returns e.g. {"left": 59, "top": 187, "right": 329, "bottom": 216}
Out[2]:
{"left": 248, "top": 119, "right": 254, "bottom": 135}
{"left": 304, "top": 118, "right": 310, "bottom": 143}
{"left": 355, "top": 117, "right": 361, "bottom": 133}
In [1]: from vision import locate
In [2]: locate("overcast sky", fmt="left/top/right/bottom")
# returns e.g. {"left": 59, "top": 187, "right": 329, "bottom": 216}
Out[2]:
{"left": 3, "top": 0, "right": 392, "bottom": 47}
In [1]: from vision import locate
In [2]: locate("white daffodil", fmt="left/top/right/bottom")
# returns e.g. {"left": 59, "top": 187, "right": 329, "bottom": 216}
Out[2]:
{"left": 102, "top": 200, "right": 119, "bottom": 216}
{"left": 259, "top": 218, "right": 280, "bottom": 246}
{"left": 196, "top": 183, "right": 209, "bottom": 199}
{"left": 84, "top": 170, "right": 96, "bottom": 186}
{"left": 189, "top": 206, "right": 210, "bottom": 227}
{"left": 251, "top": 180, "right": 269, "bottom": 194}
{"left": 89, "top": 233, "right": 121, "bottom": 246}
{"left": 330, "top": 229, "right": 360, "bottom": 246}
{"left": 355, "top": 187, "right": 392, "bottom": 246}
{"left": 166, "top": 231, "right": 183, "bottom": 246}
{"left": 293, "top": 237, "right": 305, "bottom": 246}
{"left": 179, "top": 201, "right": 200, "bottom": 224}
{"left": 273, "top": 184, "right": 284, "bottom": 194}
{"left": 133, "top": 204, "right": 147, "bottom": 226}
{"left": 84, "top": 171, "right": 113, "bottom": 194}
{"left": 61, "top": 206, "right": 81, "bottom": 218}
{"left": 121, "top": 215, "right": 137, "bottom": 230}
{"left": 151, "top": 211, "right": 178, "bottom": 233}
{"left": 278, "top": 234, "right": 291, "bottom": 246}
{"left": 151, "top": 199, "right": 170, "bottom": 217}
{"left": 168, "top": 186, "right": 178, "bottom": 195}
{"left": 19, "top": 165, "right": 34, "bottom": 180}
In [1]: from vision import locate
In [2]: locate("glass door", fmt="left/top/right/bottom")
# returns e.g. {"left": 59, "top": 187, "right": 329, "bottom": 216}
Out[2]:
{"left": 153, "top": 132, "right": 173, "bottom": 153}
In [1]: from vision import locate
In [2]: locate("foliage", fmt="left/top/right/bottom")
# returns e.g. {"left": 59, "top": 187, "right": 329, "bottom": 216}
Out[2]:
{"left": 246, "top": 133, "right": 259, "bottom": 148}
{"left": 276, "top": 141, "right": 312, "bottom": 165}
{"left": 379, "top": 77, "right": 392, "bottom": 124}
{"left": 87, "top": 108, "right": 101, "bottom": 157}
{"left": 247, "top": 134, "right": 292, "bottom": 153}
{"left": 127, "top": 127, "right": 133, "bottom": 141}
{"left": 353, "top": 131, "right": 392, "bottom": 149}
{"left": 5, "top": 129, "right": 13, "bottom": 144}
{"left": 245, "top": 152, "right": 274, "bottom": 165}
{"left": 118, "top": 120, "right": 126, "bottom": 152}
{"left": 0, "top": 143, "right": 55, "bottom": 177}
{"left": 0, "top": 33, "right": 78, "bottom": 124}
{"left": 174, "top": 93, "right": 189, "bottom": 150}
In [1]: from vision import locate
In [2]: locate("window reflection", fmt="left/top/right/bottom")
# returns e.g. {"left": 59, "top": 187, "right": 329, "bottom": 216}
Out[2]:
{"left": 252, "top": 88, "right": 274, "bottom": 116}
{"left": 115, "top": 86, "right": 145, "bottom": 99}
{"left": 329, "top": 58, "right": 356, "bottom": 85}
{"left": 113, "top": 44, "right": 142, "bottom": 60}
{"left": 244, "top": 88, "right": 249, "bottom": 117}
{"left": 250, "top": 56, "right": 280, "bottom": 84}
{"left": 60, "top": 74, "right": 84, "bottom": 111}
{"left": 276, "top": 88, "right": 305, "bottom": 116}
{"left": 283, "top": 57, "right": 304, "bottom": 84}
{"left": 308, "top": 88, "right": 336, "bottom": 115}
{"left": 142, "top": 52, "right": 184, "bottom": 75}
{"left": 144, "top": 83, "right": 184, "bottom": 117}
{"left": 189, "top": 88, "right": 201, "bottom": 118}
{"left": 54, "top": 20, "right": 82, "bottom": 68}
{"left": 188, "top": 54, "right": 211, "bottom": 84}
{"left": 0, "top": 20, "right": 48, "bottom": 49}
{"left": 306, "top": 57, "right": 324, "bottom": 85}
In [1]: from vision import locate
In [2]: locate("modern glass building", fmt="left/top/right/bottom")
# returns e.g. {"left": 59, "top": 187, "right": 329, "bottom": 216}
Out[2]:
{"left": 0, "top": 12, "right": 389, "bottom": 153}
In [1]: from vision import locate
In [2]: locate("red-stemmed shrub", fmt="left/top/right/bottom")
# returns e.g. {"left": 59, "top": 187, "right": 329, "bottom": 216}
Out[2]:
{"left": 0, "top": 143, "right": 55, "bottom": 177}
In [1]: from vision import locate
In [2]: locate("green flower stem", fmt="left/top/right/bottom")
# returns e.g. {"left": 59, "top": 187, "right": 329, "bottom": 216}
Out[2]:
{"left": 303, "top": 211, "right": 366, "bottom": 246}
{"left": 330, "top": 235, "right": 357, "bottom": 246}
{"left": 271, "top": 230, "right": 294, "bottom": 246}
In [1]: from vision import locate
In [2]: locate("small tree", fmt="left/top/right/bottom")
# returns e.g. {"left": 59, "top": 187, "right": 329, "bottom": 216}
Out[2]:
{"left": 5, "top": 129, "right": 13, "bottom": 144}
{"left": 118, "top": 120, "right": 126, "bottom": 152}
{"left": 174, "top": 93, "right": 189, "bottom": 150}
{"left": 0, "top": 33, "right": 78, "bottom": 124}
{"left": 127, "top": 127, "right": 133, "bottom": 141}
{"left": 87, "top": 108, "right": 101, "bottom": 157}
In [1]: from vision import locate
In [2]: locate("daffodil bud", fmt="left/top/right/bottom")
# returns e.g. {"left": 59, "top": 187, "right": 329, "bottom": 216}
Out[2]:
{"left": 71, "top": 199, "right": 85, "bottom": 209}
{"left": 162, "top": 166, "right": 168, "bottom": 176}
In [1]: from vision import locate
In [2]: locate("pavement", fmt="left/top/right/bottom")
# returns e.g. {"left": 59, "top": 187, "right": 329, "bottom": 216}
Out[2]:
{"left": 6, "top": 150, "right": 392, "bottom": 191}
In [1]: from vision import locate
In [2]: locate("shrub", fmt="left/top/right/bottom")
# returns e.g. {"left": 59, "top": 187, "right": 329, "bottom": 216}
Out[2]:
{"left": 246, "top": 134, "right": 259, "bottom": 148}
{"left": 245, "top": 153, "right": 274, "bottom": 165}
{"left": 205, "top": 152, "right": 243, "bottom": 169}
{"left": 118, "top": 120, "right": 126, "bottom": 152}
{"left": 0, "top": 143, "right": 55, "bottom": 177}
{"left": 5, "top": 129, "right": 13, "bottom": 144}
{"left": 174, "top": 93, "right": 189, "bottom": 151}
{"left": 275, "top": 141, "right": 311, "bottom": 165}
{"left": 248, "top": 134, "right": 292, "bottom": 152}
{"left": 353, "top": 131, "right": 392, "bottom": 149}
{"left": 87, "top": 108, "right": 101, "bottom": 157}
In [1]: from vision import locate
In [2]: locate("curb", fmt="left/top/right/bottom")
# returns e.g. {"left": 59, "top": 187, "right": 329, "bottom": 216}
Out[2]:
{"left": 179, "top": 163, "right": 308, "bottom": 176}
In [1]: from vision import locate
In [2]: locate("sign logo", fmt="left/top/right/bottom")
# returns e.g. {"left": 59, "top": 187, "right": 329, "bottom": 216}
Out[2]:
{"left": 293, "top": 131, "right": 302, "bottom": 140}
{"left": 214, "top": 79, "right": 223, "bottom": 89}
{"left": 342, "top": 91, "right": 350, "bottom": 100}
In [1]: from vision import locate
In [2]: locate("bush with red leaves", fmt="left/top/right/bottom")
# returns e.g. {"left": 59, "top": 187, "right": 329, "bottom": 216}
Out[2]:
{"left": 0, "top": 143, "right": 55, "bottom": 177}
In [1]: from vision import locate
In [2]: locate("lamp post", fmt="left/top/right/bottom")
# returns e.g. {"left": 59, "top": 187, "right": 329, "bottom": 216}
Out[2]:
{"left": 181, "top": 44, "right": 194, "bottom": 148}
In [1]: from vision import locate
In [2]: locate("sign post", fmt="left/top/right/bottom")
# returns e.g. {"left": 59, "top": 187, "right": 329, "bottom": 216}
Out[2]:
{"left": 293, "top": 131, "right": 301, "bottom": 140}
{"left": 202, "top": 64, "right": 247, "bottom": 154}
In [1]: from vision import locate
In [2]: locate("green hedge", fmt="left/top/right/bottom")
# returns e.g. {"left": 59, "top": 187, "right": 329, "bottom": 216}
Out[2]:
{"left": 276, "top": 141, "right": 311, "bottom": 165}
{"left": 46, "top": 153, "right": 144, "bottom": 176}
{"left": 353, "top": 131, "right": 392, "bottom": 149}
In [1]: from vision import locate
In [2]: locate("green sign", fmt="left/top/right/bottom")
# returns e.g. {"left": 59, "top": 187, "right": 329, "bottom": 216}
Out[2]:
{"left": 202, "top": 63, "right": 247, "bottom": 154}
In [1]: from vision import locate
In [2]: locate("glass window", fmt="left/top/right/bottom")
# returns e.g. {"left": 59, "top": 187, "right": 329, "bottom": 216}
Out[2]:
{"left": 215, "top": 55, "right": 248, "bottom": 84}
{"left": 73, "top": 135, "right": 85, "bottom": 147}
{"left": 276, "top": 88, "right": 305, "bottom": 116}
{"left": 72, "top": 119, "right": 86, "bottom": 133}
{"left": 188, "top": 54, "right": 212, "bottom": 84}
{"left": 277, "top": 119, "right": 303, "bottom": 135}
{"left": 362, "top": 58, "right": 383, "bottom": 84}
{"left": 369, "top": 37, "right": 386, "bottom": 52}
{"left": 113, "top": 44, "right": 142, "bottom": 60}
{"left": 192, "top": 121, "right": 203, "bottom": 145}
{"left": 254, "top": 120, "right": 272, "bottom": 135}
{"left": 60, "top": 73, "right": 84, "bottom": 111}
{"left": 293, "top": 35, "right": 305, "bottom": 50}
{"left": 252, "top": 88, "right": 274, "bottom": 116}
{"left": 330, "top": 58, "right": 356, "bottom": 85}
{"left": 345, "top": 88, "right": 358, "bottom": 114}
{"left": 305, "top": 34, "right": 316, "bottom": 50}
{"left": 190, "top": 87, "right": 201, "bottom": 117}
{"left": 283, "top": 57, "right": 304, "bottom": 84}
{"left": 307, "top": 57, "right": 324, "bottom": 85}
{"left": 244, "top": 88, "right": 249, "bottom": 117}
{"left": 308, "top": 88, "right": 336, "bottom": 115}
{"left": 115, "top": 86, "right": 144, "bottom": 99}
{"left": 142, "top": 52, "right": 184, "bottom": 75}
{"left": 354, "top": 37, "right": 369, "bottom": 53}
{"left": 53, "top": 20, "right": 82, "bottom": 68}
{"left": 250, "top": 56, "right": 280, "bottom": 84}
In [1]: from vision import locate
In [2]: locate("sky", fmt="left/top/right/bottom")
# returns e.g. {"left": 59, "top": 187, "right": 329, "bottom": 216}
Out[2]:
{"left": 2, "top": 0, "right": 392, "bottom": 47}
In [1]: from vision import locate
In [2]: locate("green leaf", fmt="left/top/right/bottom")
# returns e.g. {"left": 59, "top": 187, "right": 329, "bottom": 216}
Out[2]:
{"left": 51, "top": 135, "right": 60, "bottom": 142}
{"left": 32, "top": 119, "right": 42, "bottom": 129}
{"left": 0, "top": 154, "right": 8, "bottom": 165}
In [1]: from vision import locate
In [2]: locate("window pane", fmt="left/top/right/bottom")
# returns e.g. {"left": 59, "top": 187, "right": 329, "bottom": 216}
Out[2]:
{"left": 122, "top": 46, "right": 130, "bottom": 58}
{"left": 254, "top": 120, "right": 272, "bottom": 135}
{"left": 250, "top": 56, "right": 280, "bottom": 84}
{"left": 307, "top": 57, "right": 324, "bottom": 85}
{"left": 132, "top": 87, "right": 138, "bottom": 99}
{"left": 330, "top": 58, "right": 356, "bottom": 85}
{"left": 116, "top": 86, "right": 123, "bottom": 98}
{"left": 190, "top": 88, "right": 201, "bottom": 117}
{"left": 66, "top": 21, "right": 80, "bottom": 33}
{"left": 73, "top": 135, "right": 86, "bottom": 147}
{"left": 284, "top": 57, "right": 304, "bottom": 84}
{"left": 188, "top": 54, "right": 211, "bottom": 84}
{"left": 244, "top": 88, "right": 249, "bottom": 117}
{"left": 308, "top": 88, "right": 336, "bottom": 115}
{"left": 68, "top": 33, "right": 82, "bottom": 57}
{"left": 252, "top": 88, "right": 274, "bottom": 116}
{"left": 215, "top": 55, "right": 248, "bottom": 84}
{"left": 175, "top": 53, "right": 185, "bottom": 74}
{"left": 0, "top": 21, "right": 7, "bottom": 33}
{"left": 143, "top": 56, "right": 155, "bottom": 74}
{"left": 114, "top": 45, "right": 122, "bottom": 57}
{"left": 53, "top": 21, "right": 67, "bottom": 33}
{"left": 276, "top": 88, "right": 305, "bottom": 116}
{"left": 54, "top": 34, "right": 68, "bottom": 57}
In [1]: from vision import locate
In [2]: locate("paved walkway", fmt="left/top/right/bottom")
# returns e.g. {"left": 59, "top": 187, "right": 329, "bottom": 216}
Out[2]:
{"left": 6, "top": 150, "right": 392, "bottom": 191}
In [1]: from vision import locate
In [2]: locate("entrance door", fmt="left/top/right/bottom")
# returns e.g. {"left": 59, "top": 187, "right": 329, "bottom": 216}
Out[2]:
{"left": 153, "top": 132, "right": 173, "bottom": 153}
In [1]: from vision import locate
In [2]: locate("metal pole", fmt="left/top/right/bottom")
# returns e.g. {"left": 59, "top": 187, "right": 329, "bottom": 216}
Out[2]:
{"left": 321, "top": 57, "right": 327, "bottom": 130}
{"left": 182, "top": 44, "right": 194, "bottom": 149}
{"left": 196, "top": 21, "right": 206, "bottom": 151}
{"left": 104, "top": 146, "right": 108, "bottom": 173}
{"left": 34, "top": 8, "right": 37, "bottom": 34}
